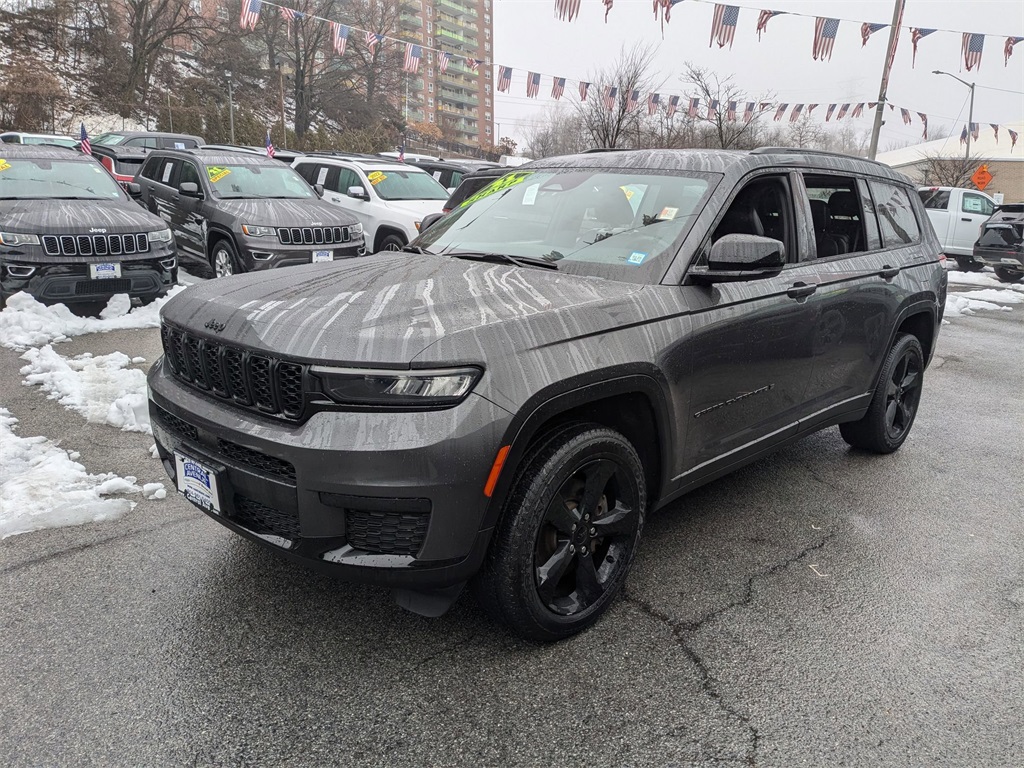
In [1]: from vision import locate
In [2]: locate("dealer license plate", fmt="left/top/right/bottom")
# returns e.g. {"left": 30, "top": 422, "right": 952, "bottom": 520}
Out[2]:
{"left": 312, "top": 250, "right": 334, "bottom": 263}
{"left": 90, "top": 262, "right": 122, "bottom": 279}
{"left": 174, "top": 452, "right": 222, "bottom": 514}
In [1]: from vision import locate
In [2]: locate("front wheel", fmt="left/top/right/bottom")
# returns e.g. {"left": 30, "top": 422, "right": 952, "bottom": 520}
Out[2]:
{"left": 994, "top": 267, "right": 1024, "bottom": 284}
{"left": 210, "top": 239, "right": 241, "bottom": 278}
{"left": 377, "top": 234, "right": 405, "bottom": 253}
{"left": 473, "top": 424, "right": 646, "bottom": 642}
{"left": 954, "top": 256, "right": 984, "bottom": 272}
{"left": 840, "top": 333, "right": 924, "bottom": 454}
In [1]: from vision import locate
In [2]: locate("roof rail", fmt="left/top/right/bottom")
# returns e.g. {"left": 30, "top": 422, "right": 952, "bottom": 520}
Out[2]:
{"left": 750, "top": 146, "right": 883, "bottom": 165}
{"left": 302, "top": 151, "right": 384, "bottom": 161}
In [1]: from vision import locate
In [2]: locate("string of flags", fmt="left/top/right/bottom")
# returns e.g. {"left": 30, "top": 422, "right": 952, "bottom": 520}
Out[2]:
{"left": 557, "top": 1, "right": 1022, "bottom": 72}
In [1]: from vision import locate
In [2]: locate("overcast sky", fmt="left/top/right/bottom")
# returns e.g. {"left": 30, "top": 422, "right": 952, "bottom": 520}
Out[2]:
{"left": 492, "top": 0, "right": 1024, "bottom": 151}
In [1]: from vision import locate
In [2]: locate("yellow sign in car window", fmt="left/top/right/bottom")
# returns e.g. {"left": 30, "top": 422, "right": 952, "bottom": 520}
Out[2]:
{"left": 206, "top": 166, "right": 231, "bottom": 183}
{"left": 460, "top": 171, "right": 533, "bottom": 208}
{"left": 0, "top": 159, "right": 11, "bottom": 173}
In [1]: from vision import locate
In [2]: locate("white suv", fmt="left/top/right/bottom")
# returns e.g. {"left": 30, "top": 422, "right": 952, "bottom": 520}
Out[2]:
{"left": 292, "top": 154, "right": 448, "bottom": 252}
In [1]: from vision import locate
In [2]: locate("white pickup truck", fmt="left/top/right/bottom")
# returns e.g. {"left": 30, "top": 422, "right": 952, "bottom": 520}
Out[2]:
{"left": 917, "top": 186, "right": 997, "bottom": 271}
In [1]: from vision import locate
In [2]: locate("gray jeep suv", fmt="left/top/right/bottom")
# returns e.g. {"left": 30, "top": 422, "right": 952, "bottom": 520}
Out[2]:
{"left": 149, "top": 148, "right": 947, "bottom": 640}
{"left": 135, "top": 149, "right": 364, "bottom": 277}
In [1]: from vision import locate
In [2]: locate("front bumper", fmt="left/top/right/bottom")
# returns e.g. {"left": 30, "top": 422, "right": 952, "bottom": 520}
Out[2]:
{"left": 147, "top": 358, "right": 512, "bottom": 588}
{"left": 0, "top": 253, "right": 177, "bottom": 304}
{"left": 237, "top": 239, "right": 367, "bottom": 271}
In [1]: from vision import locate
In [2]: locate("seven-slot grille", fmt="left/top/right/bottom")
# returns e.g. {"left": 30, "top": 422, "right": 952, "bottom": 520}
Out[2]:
{"left": 277, "top": 226, "right": 350, "bottom": 246}
{"left": 160, "top": 323, "right": 307, "bottom": 420}
{"left": 42, "top": 233, "right": 149, "bottom": 257}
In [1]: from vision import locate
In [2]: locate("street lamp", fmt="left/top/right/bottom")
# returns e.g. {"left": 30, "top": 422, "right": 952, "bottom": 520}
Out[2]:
{"left": 225, "top": 70, "right": 235, "bottom": 145}
{"left": 933, "top": 70, "right": 975, "bottom": 160}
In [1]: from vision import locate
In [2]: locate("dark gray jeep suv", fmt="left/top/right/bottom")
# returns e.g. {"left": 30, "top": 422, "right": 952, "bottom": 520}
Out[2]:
{"left": 135, "top": 149, "right": 364, "bottom": 277}
{"left": 1, "top": 145, "right": 176, "bottom": 308}
{"left": 149, "top": 148, "right": 946, "bottom": 640}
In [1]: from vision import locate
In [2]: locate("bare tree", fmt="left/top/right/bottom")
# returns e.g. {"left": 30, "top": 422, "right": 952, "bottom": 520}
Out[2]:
{"left": 681, "top": 64, "right": 773, "bottom": 149}
{"left": 918, "top": 152, "right": 994, "bottom": 188}
{"left": 522, "top": 108, "right": 588, "bottom": 159}
{"left": 572, "top": 44, "right": 662, "bottom": 149}
{"left": 786, "top": 112, "right": 829, "bottom": 148}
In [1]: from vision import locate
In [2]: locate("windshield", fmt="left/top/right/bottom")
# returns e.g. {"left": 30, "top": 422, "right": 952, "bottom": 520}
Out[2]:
{"left": 205, "top": 164, "right": 314, "bottom": 199}
{"left": 415, "top": 168, "right": 715, "bottom": 278}
{"left": 0, "top": 156, "right": 124, "bottom": 200}
{"left": 23, "top": 136, "right": 78, "bottom": 148}
{"left": 367, "top": 169, "right": 448, "bottom": 201}
{"left": 92, "top": 133, "right": 127, "bottom": 146}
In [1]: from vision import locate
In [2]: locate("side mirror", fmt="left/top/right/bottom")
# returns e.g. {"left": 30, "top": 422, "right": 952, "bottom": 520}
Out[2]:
{"left": 313, "top": 183, "right": 324, "bottom": 198}
{"left": 125, "top": 182, "right": 142, "bottom": 199}
{"left": 691, "top": 234, "right": 786, "bottom": 284}
{"left": 347, "top": 185, "right": 369, "bottom": 201}
{"left": 178, "top": 182, "right": 201, "bottom": 198}
{"left": 419, "top": 212, "right": 443, "bottom": 233}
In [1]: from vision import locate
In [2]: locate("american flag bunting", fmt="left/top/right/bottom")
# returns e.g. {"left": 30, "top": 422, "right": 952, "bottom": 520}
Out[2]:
{"left": 554, "top": 0, "right": 581, "bottom": 22}
{"left": 648, "top": 92, "right": 660, "bottom": 116}
{"left": 579, "top": 81, "right": 590, "bottom": 101}
{"left": 851, "top": 103, "right": 865, "bottom": 118}
{"left": 79, "top": 123, "right": 90, "bottom": 155}
{"left": 774, "top": 103, "right": 788, "bottom": 121}
{"left": 1005, "top": 36, "right": 1024, "bottom": 65}
{"left": 365, "top": 31, "right": 383, "bottom": 53}
{"left": 743, "top": 102, "right": 755, "bottom": 122}
{"left": 265, "top": 130, "right": 275, "bottom": 159}
{"left": 688, "top": 98, "right": 700, "bottom": 118}
{"left": 813, "top": 17, "right": 840, "bottom": 61}
{"left": 329, "top": 23, "right": 349, "bottom": 56}
{"left": 970, "top": 122, "right": 980, "bottom": 140}
{"left": 837, "top": 103, "right": 850, "bottom": 120}
{"left": 806, "top": 104, "right": 818, "bottom": 117}
{"left": 991, "top": 124, "right": 1000, "bottom": 142}
{"left": 726, "top": 101, "right": 737, "bottom": 121}
{"left": 707, "top": 99, "right": 719, "bottom": 120}
{"left": 439, "top": 52, "right": 452, "bottom": 73}
{"left": 901, "top": 108, "right": 912, "bottom": 125}
{"left": 1009, "top": 128, "right": 1019, "bottom": 150}
{"left": 861, "top": 23, "right": 887, "bottom": 47}
{"left": 497, "top": 65, "right": 512, "bottom": 92}
{"left": 960, "top": 126, "right": 968, "bottom": 145}
{"left": 627, "top": 89, "right": 640, "bottom": 112}
{"left": 917, "top": 112, "right": 928, "bottom": 140}
{"left": 789, "top": 104, "right": 804, "bottom": 122}
{"left": 552, "top": 77, "right": 566, "bottom": 100}
{"left": 239, "top": 0, "right": 261, "bottom": 30}
{"left": 603, "top": 0, "right": 613, "bottom": 23}
{"left": 602, "top": 86, "right": 618, "bottom": 111}
{"left": 710, "top": 5, "right": 740, "bottom": 49}
{"left": 467, "top": 58, "right": 481, "bottom": 73}
{"left": 826, "top": 104, "right": 837, "bottom": 121}
{"left": 526, "top": 72, "right": 541, "bottom": 98}
{"left": 910, "top": 28, "right": 936, "bottom": 68}
{"left": 667, "top": 95, "right": 680, "bottom": 118}
{"left": 756, "top": 10, "right": 784, "bottom": 41}
{"left": 962, "top": 33, "right": 984, "bottom": 71}
{"left": 403, "top": 43, "right": 422, "bottom": 74}
{"left": 279, "top": 6, "right": 302, "bottom": 23}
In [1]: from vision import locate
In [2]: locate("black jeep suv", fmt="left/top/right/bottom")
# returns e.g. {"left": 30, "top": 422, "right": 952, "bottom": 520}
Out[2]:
{"left": 89, "top": 131, "right": 205, "bottom": 188}
{"left": 135, "top": 149, "right": 365, "bottom": 277}
{"left": 1, "top": 145, "right": 176, "bottom": 308}
{"left": 973, "top": 203, "right": 1024, "bottom": 283}
{"left": 149, "top": 148, "right": 946, "bottom": 640}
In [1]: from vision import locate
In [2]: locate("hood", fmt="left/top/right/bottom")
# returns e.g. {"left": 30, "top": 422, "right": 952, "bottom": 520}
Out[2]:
{"left": 214, "top": 197, "right": 359, "bottom": 228}
{"left": 0, "top": 198, "right": 166, "bottom": 233}
{"left": 162, "top": 253, "right": 642, "bottom": 365}
{"left": 383, "top": 198, "right": 445, "bottom": 220}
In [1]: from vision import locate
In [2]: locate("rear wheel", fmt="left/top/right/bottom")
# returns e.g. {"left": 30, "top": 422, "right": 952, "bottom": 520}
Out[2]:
{"left": 840, "top": 333, "right": 924, "bottom": 454}
{"left": 210, "top": 239, "right": 240, "bottom": 278}
{"left": 954, "top": 256, "right": 984, "bottom": 272}
{"left": 994, "top": 267, "right": 1024, "bottom": 284}
{"left": 473, "top": 424, "right": 646, "bottom": 642}
{"left": 377, "top": 233, "right": 405, "bottom": 253}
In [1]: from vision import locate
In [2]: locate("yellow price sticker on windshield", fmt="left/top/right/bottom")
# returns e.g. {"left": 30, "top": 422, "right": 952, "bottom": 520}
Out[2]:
{"left": 367, "top": 171, "right": 387, "bottom": 186}
{"left": 460, "top": 171, "right": 533, "bottom": 208}
{"left": 0, "top": 159, "right": 11, "bottom": 173}
{"left": 207, "top": 166, "right": 231, "bottom": 183}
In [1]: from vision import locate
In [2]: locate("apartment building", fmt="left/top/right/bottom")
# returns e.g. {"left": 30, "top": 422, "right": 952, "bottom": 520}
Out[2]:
{"left": 398, "top": 0, "right": 494, "bottom": 148}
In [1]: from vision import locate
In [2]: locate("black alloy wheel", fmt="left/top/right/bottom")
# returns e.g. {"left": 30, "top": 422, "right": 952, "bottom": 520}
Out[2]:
{"left": 840, "top": 333, "right": 924, "bottom": 454}
{"left": 994, "top": 267, "right": 1024, "bottom": 284}
{"left": 954, "top": 256, "right": 984, "bottom": 272}
{"left": 473, "top": 424, "right": 646, "bottom": 642}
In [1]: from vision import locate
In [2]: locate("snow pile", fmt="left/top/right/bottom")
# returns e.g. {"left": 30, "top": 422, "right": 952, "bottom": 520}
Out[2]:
{"left": 949, "top": 288, "right": 1024, "bottom": 305}
{"left": 0, "top": 408, "right": 140, "bottom": 539}
{"left": 0, "top": 287, "right": 185, "bottom": 350}
{"left": 142, "top": 483, "right": 168, "bottom": 500}
{"left": 947, "top": 272, "right": 1024, "bottom": 292}
{"left": 20, "top": 346, "right": 152, "bottom": 434}
{"left": 944, "top": 294, "right": 1013, "bottom": 317}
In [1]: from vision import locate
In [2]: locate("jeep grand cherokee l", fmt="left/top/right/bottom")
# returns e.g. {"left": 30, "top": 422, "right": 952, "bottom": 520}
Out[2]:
{"left": 136, "top": 149, "right": 364, "bottom": 277}
{"left": 149, "top": 148, "right": 946, "bottom": 640}
{"left": 1, "top": 145, "right": 176, "bottom": 308}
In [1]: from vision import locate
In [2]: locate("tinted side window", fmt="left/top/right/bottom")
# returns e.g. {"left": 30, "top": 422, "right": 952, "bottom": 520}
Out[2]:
{"left": 156, "top": 158, "right": 179, "bottom": 187}
{"left": 140, "top": 156, "right": 161, "bottom": 180}
{"left": 337, "top": 168, "right": 361, "bottom": 192}
{"left": 962, "top": 192, "right": 994, "bottom": 216}
{"left": 871, "top": 182, "right": 921, "bottom": 247}
{"left": 856, "top": 178, "right": 883, "bottom": 251}
{"left": 449, "top": 170, "right": 464, "bottom": 188}
{"left": 294, "top": 163, "right": 317, "bottom": 184}
{"left": 178, "top": 161, "right": 202, "bottom": 188}
{"left": 918, "top": 189, "right": 950, "bottom": 210}
{"left": 804, "top": 174, "right": 870, "bottom": 258}
{"left": 711, "top": 174, "right": 795, "bottom": 262}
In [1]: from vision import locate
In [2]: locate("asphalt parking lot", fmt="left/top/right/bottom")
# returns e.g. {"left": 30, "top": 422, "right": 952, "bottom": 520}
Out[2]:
{"left": 1, "top": 273, "right": 1022, "bottom": 767}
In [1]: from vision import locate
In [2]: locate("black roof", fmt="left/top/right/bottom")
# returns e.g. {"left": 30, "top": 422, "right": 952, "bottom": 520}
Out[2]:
{"left": 0, "top": 144, "right": 90, "bottom": 160}
{"left": 97, "top": 130, "right": 204, "bottom": 141}
{"left": 155, "top": 148, "right": 285, "bottom": 167}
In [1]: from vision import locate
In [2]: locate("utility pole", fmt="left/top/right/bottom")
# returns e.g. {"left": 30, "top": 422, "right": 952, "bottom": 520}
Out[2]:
{"left": 167, "top": 92, "right": 173, "bottom": 132}
{"left": 867, "top": 0, "right": 905, "bottom": 160}
{"left": 226, "top": 71, "right": 235, "bottom": 144}
{"left": 933, "top": 71, "right": 976, "bottom": 160}
{"left": 277, "top": 61, "right": 287, "bottom": 148}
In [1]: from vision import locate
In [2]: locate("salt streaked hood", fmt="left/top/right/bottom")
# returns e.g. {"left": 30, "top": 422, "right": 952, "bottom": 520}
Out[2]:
{"left": 161, "top": 252, "right": 643, "bottom": 365}
{"left": 0, "top": 198, "right": 167, "bottom": 233}
{"left": 212, "top": 197, "right": 359, "bottom": 228}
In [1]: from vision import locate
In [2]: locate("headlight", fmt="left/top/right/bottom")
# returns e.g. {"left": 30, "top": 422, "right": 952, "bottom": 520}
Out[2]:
{"left": 0, "top": 232, "right": 41, "bottom": 247}
{"left": 414, "top": 220, "right": 422, "bottom": 232}
{"left": 350, "top": 222, "right": 363, "bottom": 237}
{"left": 149, "top": 228, "right": 173, "bottom": 244}
{"left": 241, "top": 224, "right": 277, "bottom": 238}
{"left": 311, "top": 366, "right": 481, "bottom": 407}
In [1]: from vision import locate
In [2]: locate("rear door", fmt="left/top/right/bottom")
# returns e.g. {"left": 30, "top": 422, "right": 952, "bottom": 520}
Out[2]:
{"left": 952, "top": 191, "right": 995, "bottom": 253}
{"left": 172, "top": 160, "right": 207, "bottom": 257}
{"left": 146, "top": 157, "right": 180, "bottom": 224}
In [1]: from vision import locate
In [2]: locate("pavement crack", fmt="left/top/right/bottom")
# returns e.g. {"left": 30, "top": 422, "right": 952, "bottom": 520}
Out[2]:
{"left": 624, "top": 532, "right": 835, "bottom": 766}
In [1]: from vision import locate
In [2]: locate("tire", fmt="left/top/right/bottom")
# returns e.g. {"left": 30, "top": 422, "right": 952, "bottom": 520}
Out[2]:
{"left": 377, "top": 233, "right": 405, "bottom": 253}
{"left": 994, "top": 267, "right": 1024, "bottom": 284}
{"left": 840, "top": 333, "right": 924, "bottom": 454}
{"left": 210, "top": 238, "right": 240, "bottom": 278}
{"left": 954, "top": 256, "right": 984, "bottom": 272}
{"left": 473, "top": 423, "right": 647, "bottom": 642}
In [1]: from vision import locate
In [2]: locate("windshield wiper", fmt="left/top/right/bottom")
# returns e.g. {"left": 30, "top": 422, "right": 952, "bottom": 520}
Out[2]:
{"left": 449, "top": 251, "right": 559, "bottom": 270}
{"left": 402, "top": 244, "right": 433, "bottom": 254}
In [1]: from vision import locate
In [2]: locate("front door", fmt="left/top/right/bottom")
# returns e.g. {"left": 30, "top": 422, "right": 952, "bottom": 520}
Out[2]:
{"left": 952, "top": 191, "right": 994, "bottom": 254}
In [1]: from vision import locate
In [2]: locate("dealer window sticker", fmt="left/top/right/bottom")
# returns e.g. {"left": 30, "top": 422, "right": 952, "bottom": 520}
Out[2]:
{"left": 206, "top": 165, "right": 231, "bottom": 183}
{"left": 367, "top": 171, "right": 387, "bottom": 186}
{"left": 627, "top": 251, "right": 648, "bottom": 265}
{"left": 0, "top": 159, "right": 12, "bottom": 172}
{"left": 460, "top": 171, "right": 533, "bottom": 208}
